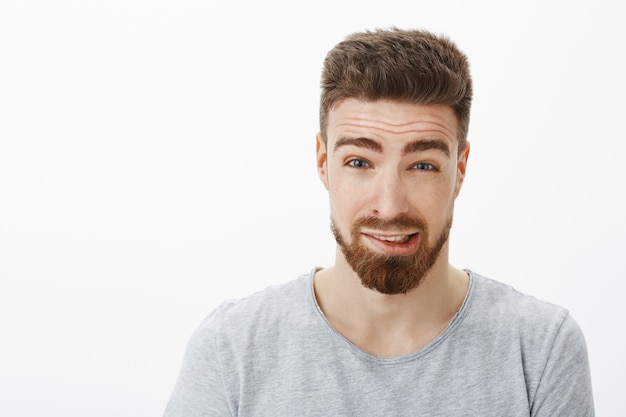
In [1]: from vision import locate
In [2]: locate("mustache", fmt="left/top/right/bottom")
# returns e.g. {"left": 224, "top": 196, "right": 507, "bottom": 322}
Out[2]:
{"left": 352, "top": 215, "right": 426, "bottom": 232}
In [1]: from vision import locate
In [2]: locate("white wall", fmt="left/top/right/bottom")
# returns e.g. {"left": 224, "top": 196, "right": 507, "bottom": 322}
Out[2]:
{"left": 1, "top": 0, "right": 623, "bottom": 415}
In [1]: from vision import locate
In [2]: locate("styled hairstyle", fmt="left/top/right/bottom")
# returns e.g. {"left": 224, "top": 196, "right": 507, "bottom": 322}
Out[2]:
{"left": 319, "top": 28, "right": 473, "bottom": 153}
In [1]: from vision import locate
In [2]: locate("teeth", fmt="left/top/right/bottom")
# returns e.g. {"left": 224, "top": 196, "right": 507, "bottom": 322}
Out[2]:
{"left": 373, "top": 234, "right": 411, "bottom": 243}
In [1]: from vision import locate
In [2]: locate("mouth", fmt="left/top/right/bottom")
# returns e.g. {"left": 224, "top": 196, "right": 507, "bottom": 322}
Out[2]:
{"left": 370, "top": 233, "right": 415, "bottom": 243}
{"left": 361, "top": 231, "right": 420, "bottom": 255}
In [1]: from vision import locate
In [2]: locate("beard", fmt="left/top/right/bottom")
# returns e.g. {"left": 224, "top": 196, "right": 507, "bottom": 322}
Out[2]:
{"left": 331, "top": 215, "right": 452, "bottom": 295}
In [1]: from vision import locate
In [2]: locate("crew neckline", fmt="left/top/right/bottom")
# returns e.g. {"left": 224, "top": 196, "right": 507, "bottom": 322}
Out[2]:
{"left": 306, "top": 267, "right": 477, "bottom": 364}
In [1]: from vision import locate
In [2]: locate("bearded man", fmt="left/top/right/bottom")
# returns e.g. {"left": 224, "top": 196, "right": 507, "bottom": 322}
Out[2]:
{"left": 164, "top": 28, "right": 594, "bottom": 416}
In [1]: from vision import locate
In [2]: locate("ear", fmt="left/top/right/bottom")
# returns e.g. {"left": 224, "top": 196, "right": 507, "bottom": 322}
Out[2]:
{"left": 316, "top": 133, "right": 329, "bottom": 190}
{"left": 454, "top": 142, "right": 470, "bottom": 197}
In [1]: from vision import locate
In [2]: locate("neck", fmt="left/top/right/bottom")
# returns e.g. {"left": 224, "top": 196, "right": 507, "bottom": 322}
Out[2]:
{"left": 313, "top": 244, "right": 469, "bottom": 357}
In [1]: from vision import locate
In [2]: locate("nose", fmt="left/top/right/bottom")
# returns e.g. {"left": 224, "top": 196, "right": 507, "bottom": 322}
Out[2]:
{"left": 370, "top": 169, "right": 410, "bottom": 220}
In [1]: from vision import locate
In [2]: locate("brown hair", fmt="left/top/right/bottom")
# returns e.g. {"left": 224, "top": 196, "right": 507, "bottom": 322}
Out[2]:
{"left": 319, "top": 28, "right": 473, "bottom": 153}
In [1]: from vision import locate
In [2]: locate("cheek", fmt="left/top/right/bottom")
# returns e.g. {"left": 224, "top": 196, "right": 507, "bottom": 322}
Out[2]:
{"left": 327, "top": 182, "right": 367, "bottom": 233}
{"left": 329, "top": 185, "right": 358, "bottom": 218}
{"left": 408, "top": 179, "right": 458, "bottom": 219}
{"left": 436, "top": 165, "right": 462, "bottom": 202}
{"left": 327, "top": 165, "right": 361, "bottom": 207}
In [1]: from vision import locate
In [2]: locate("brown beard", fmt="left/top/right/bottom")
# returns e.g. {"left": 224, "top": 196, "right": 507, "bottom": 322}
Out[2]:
{"left": 331, "top": 215, "right": 452, "bottom": 295}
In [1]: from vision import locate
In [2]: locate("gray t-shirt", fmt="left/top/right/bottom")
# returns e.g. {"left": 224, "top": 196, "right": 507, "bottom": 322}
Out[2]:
{"left": 164, "top": 270, "right": 594, "bottom": 416}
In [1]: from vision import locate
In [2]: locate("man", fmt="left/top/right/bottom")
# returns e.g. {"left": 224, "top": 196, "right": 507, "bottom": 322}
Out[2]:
{"left": 164, "top": 28, "right": 594, "bottom": 416}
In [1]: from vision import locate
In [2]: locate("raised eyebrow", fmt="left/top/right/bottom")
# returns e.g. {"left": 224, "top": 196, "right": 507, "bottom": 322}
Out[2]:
{"left": 333, "top": 137, "right": 382, "bottom": 154}
{"left": 402, "top": 140, "right": 451, "bottom": 158}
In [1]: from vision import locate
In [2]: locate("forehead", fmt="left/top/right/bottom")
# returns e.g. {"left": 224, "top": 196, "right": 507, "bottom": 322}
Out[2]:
{"left": 327, "top": 98, "right": 459, "bottom": 147}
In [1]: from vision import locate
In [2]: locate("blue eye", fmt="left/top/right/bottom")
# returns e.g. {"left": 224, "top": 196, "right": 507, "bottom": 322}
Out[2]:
{"left": 414, "top": 162, "right": 435, "bottom": 170}
{"left": 348, "top": 159, "right": 369, "bottom": 168}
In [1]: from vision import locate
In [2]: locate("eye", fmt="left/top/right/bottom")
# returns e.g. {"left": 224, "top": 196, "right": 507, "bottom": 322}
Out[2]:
{"left": 347, "top": 159, "right": 370, "bottom": 169}
{"left": 413, "top": 162, "right": 436, "bottom": 171}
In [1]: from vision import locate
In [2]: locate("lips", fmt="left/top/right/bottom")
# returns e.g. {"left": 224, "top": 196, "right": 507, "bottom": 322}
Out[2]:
{"left": 362, "top": 232, "right": 420, "bottom": 255}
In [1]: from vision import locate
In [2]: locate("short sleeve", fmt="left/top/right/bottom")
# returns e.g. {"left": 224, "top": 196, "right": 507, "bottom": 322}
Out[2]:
{"left": 163, "top": 312, "right": 232, "bottom": 417}
{"left": 530, "top": 312, "right": 594, "bottom": 416}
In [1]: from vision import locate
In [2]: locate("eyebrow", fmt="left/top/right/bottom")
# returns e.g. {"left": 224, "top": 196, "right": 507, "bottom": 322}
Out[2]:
{"left": 402, "top": 139, "right": 451, "bottom": 158}
{"left": 334, "top": 137, "right": 382, "bottom": 153}
{"left": 334, "top": 137, "right": 451, "bottom": 158}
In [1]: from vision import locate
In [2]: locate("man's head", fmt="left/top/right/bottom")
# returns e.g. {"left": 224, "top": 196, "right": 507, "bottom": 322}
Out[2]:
{"left": 316, "top": 28, "right": 472, "bottom": 294}
{"left": 319, "top": 28, "right": 472, "bottom": 154}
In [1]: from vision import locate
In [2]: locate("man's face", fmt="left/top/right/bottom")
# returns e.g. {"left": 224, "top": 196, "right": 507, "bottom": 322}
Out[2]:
{"left": 316, "top": 98, "right": 469, "bottom": 294}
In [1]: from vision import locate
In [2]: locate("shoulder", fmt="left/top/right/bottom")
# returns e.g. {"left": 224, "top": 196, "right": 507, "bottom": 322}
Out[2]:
{"left": 469, "top": 272, "right": 570, "bottom": 330}
{"left": 466, "top": 272, "right": 593, "bottom": 412}
{"left": 193, "top": 270, "right": 314, "bottom": 344}
{"left": 465, "top": 272, "right": 588, "bottom": 368}
{"left": 164, "top": 272, "right": 315, "bottom": 416}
